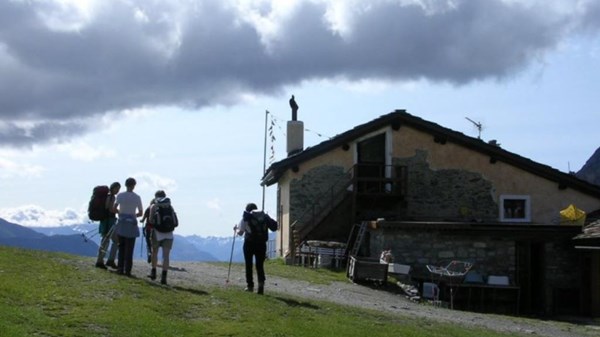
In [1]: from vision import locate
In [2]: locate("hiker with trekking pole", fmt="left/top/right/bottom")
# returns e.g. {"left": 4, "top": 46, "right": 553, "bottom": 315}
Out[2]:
{"left": 94, "top": 182, "right": 121, "bottom": 269}
{"left": 234, "top": 202, "right": 278, "bottom": 295}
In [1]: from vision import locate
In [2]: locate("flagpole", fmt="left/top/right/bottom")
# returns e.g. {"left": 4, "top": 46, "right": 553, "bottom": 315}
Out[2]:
{"left": 262, "top": 110, "right": 269, "bottom": 211}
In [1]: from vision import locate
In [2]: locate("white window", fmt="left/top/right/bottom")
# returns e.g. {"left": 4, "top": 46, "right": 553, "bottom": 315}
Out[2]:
{"left": 499, "top": 195, "right": 531, "bottom": 222}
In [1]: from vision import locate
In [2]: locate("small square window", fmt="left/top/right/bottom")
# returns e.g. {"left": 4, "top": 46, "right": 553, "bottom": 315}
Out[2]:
{"left": 500, "top": 195, "right": 531, "bottom": 222}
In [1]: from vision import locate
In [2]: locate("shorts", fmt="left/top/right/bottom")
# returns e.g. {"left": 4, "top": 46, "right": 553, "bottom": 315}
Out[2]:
{"left": 152, "top": 232, "right": 173, "bottom": 250}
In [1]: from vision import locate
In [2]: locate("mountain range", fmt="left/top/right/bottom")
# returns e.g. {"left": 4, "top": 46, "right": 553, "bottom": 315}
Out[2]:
{"left": 0, "top": 218, "right": 248, "bottom": 262}
{"left": 0, "top": 218, "right": 98, "bottom": 257}
{"left": 577, "top": 146, "right": 600, "bottom": 187}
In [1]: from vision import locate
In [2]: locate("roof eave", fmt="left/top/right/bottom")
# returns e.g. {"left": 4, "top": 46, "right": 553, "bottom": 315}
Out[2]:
{"left": 262, "top": 110, "right": 600, "bottom": 198}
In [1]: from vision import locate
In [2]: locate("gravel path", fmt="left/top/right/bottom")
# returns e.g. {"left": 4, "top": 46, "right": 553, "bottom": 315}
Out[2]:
{"left": 126, "top": 261, "right": 599, "bottom": 337}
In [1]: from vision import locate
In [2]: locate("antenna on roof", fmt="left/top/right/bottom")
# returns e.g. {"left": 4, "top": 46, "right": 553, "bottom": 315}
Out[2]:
{"left": 465, "top": 117, "right": 483, "bottom": 139}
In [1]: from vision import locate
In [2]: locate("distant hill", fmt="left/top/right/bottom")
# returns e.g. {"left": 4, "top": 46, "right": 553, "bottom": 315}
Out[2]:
{"left": 185, "top": 235, "right": 245, "bottom": 263}
{"left": 0, "top": 218, "right": 98, "bottom": 256}
{"left": 577, "top": 146, "right": 600, "bottom": 186}
{"left": 28, "top": 224, "right": 221, "bottom": 261}
{"left": 25, "top": 221, "right": 243, "bottom": 262}
{"left": 0, "top": 218, "right": 46, "bottom": 239}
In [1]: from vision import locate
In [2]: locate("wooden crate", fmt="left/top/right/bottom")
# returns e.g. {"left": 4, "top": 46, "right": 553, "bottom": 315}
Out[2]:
{"left": 347, "top": 255, "right": 388, "bottom": 284}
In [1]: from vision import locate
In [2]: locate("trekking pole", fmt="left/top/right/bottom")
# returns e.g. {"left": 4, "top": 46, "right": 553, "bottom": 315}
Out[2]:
{"left": 226, "top": 226, "right": 237, "bottom": 285}
{"left": 81, "top": 228, "right": 100, "bottom": 243}
{"left": 99, "top": 224, "right": 117, "bottom": 254}
{"left": 140, "top": 225, "right": 145, "bottom": 258}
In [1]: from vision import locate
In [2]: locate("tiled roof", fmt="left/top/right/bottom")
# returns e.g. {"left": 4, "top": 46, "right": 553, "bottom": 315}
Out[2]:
{"left": 573, "top": 220, "right": 600, "bottom": 240}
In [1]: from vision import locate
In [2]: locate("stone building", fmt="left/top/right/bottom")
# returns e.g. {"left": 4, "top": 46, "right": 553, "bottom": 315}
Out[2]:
{"left": 262, "top": 110, "right": 600, "bottom": 316}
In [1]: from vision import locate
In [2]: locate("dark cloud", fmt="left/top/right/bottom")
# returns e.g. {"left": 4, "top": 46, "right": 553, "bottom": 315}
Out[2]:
{"left": 581, "top": 0, "right": 600, "bottom": 32}
{"left": 0, "top": 0, "right": 596, "bottom": 147}
{"left": 0, "top": 120, "right": 90, "bottom": 148}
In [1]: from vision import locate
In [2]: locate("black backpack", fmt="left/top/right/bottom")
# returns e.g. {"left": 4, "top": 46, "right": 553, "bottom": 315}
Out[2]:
{"left": 247, "top": 211, "right": 278, "bottom": 242}
{"left": 88, "top": 185, "right": 110, "bottom": 221}
{"left": 152, "top": 198, "right": 178, "bottom": 233}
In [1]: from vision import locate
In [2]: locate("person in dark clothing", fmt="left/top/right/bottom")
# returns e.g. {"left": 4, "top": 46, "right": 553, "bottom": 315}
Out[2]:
{"left": 235, "top": 202, "right": 278, "bottom": 294}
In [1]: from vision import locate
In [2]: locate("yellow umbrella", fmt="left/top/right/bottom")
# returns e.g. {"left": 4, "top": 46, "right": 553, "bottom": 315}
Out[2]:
{"left": 560, "top": 204, "right": 586, "bottom": 226}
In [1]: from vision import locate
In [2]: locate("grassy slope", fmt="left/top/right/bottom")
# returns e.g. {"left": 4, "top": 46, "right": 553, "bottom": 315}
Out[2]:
{"left": 0, "top": 246, "right": 526, "bottom": 337}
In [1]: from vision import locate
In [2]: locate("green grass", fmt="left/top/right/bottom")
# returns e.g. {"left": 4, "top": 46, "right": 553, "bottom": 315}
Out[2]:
{"left": 0, "top": 246, "right": 539, "bottom": 337}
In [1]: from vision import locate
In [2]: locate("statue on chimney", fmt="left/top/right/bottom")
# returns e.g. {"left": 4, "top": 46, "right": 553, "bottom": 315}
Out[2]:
{"left": 289, "top": 95, "right": 298, "bottom": 121}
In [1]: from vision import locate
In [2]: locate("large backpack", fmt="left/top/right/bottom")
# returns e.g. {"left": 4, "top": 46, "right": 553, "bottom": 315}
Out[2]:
{"left": 247, "top": 211, "right": 278, "bottom": 242}
{"left": 152, "top": 198, "right": 178, "bottom": 233}
{"left": 88, "top": 185, "right": 110, "bottom": 221}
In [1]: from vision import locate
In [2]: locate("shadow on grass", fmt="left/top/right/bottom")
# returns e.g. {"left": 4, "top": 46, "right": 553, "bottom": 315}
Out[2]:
{"left": 139, "top": 277, "right": 209, "bottom": 296}
{"left": 273, "top": 296, "right": 320, "bottom": 310}
{"left": 171, "top": 285, "right": 209, "bottom": 296}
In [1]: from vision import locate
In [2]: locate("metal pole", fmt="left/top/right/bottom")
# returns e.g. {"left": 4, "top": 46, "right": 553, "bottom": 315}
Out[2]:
{"left": 261, "top": 110, "right": 269, "bottom": 211}
{"left": 226, "top": 228, "right": 237, "bottom": 285}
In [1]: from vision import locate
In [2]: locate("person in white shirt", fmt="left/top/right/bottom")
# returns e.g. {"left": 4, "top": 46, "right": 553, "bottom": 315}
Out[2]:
{"left": 112, "top": 177, "right": 143, "bottom": 276}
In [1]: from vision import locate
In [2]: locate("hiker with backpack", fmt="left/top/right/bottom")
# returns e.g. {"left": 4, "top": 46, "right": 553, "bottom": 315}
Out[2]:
{"left": 148, "top": 190, "right": 178, "bottom": 285}
{"left": 235, "top": 202, "right": 278, "bottom": 294}
{"left": 94, "top": 182, "right": 121, "bottom": 269}
{"left": 112, "top": 177, "right": 144, "bottom": 277}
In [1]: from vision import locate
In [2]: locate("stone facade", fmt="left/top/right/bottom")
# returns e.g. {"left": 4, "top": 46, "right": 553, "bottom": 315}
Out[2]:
{"left": 368, "top": 224, "right": 582, "bottom": 315}
{"left": 370, "top": 227, "right": 516, "bottom": 280}
{"left": 394, "top": 150, "right": 498, "bottom": 221}
{"left": 289, "top": 165, "right": 349, "bottom": 224}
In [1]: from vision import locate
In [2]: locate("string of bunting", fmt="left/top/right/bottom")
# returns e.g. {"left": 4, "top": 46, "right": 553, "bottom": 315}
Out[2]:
{"left": 267, "top": 113, "right": 331, "bottom": 164}
{"left": 268, "top": 116, "right": 276, "bottom": 164}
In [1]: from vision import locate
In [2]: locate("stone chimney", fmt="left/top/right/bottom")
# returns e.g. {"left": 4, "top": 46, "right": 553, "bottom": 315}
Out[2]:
{"left": 287, "top": 95, "right": 303, "bottom": 156}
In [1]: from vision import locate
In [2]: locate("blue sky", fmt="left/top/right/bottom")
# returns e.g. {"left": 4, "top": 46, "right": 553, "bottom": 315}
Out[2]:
{"left": 0, "top": 0, "right": 599, "bottom": 237}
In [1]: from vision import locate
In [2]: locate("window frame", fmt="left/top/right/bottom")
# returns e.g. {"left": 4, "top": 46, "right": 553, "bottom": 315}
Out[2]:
{"left": 499, "top": 195, "right": 531, "bottom": 223}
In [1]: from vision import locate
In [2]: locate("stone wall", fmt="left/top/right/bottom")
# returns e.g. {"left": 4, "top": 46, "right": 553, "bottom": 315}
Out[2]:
{"left": 370, "top": 228, "right": 516, "bottom": 281}
{"left": 544, "top": 241, "right": 580, "bottom": 286}
{"left": 543, "top": 241, "right": 581, "bottom": 314}
{"left": 370, "top": 226, "right": 581, "bottom": 315}
{"left": 289, "top": 165, "right": 349, "bottom": 224}
{"left": 393, "top": 150, "right": 498, "bottom": 221}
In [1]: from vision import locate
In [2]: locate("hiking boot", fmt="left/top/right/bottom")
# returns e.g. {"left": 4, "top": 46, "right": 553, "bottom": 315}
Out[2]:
{"left": 148, "top": 268, "right": 157, "bottom": 280}
{"left": 147, "top": 254, "right": 152, "bottom": 264}
{"left": 161, "top": 270, "right": 168, "bottom": 285}
{"left": 257, "top": 283, "right": 264, "bottom": 295}
{"left": 244, "top": 286, "right": 254, "bottom": 292}
{"left": 105, "top": 260, "right": 118, "bottom": 269}
{"left": 95, "top": 262, "right": 107, "bottom": 270}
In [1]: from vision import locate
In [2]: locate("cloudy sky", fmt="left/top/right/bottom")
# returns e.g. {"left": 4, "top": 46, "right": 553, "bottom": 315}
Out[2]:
{"left": 0, "top": 0, "right": 599, "bottom": 237}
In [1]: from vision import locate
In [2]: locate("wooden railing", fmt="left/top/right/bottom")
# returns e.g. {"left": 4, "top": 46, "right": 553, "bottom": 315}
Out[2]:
{"left": 290, "top": 167, "right": 354, "bottom": 257}
{"left": 354, "top": 164, "right": 407, "bottom": 197}
{"left": 289, "top": 164, "right": 408, "bottom": 260}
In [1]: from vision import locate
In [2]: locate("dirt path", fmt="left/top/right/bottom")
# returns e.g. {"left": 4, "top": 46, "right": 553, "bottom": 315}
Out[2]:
{"left": 126, "top": 261, "right": 599, "bottom": 337}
